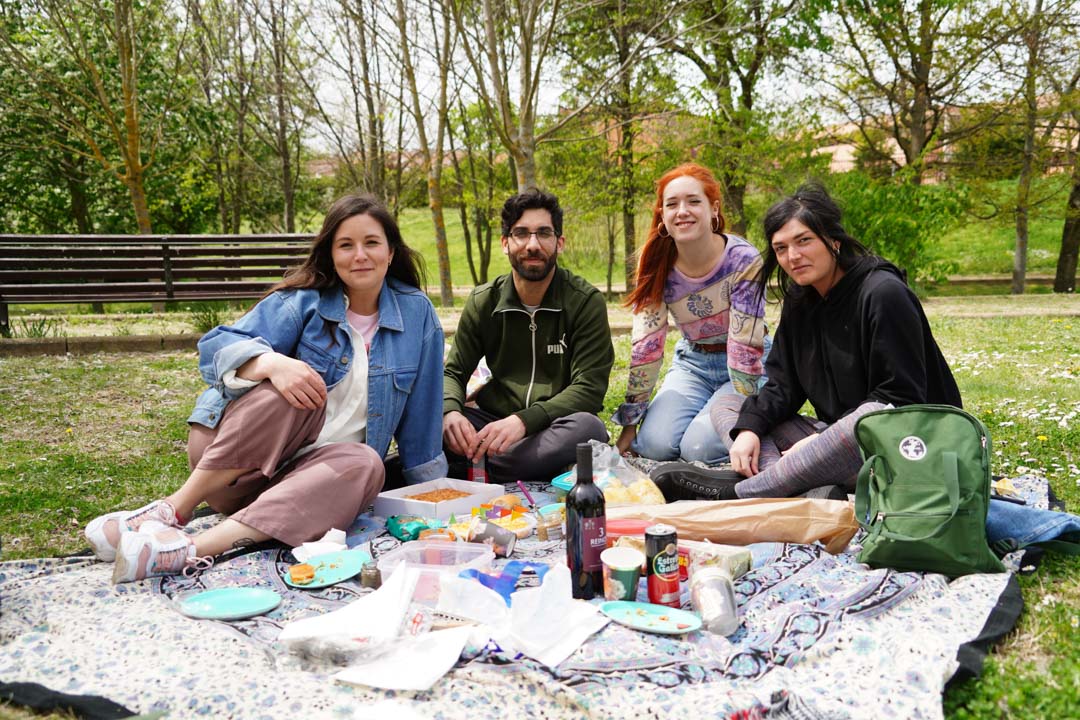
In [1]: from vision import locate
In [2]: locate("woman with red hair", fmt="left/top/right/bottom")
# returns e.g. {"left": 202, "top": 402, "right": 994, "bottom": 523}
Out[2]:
{"left": 613, "top": 164, "right": 768, "bottom": 476}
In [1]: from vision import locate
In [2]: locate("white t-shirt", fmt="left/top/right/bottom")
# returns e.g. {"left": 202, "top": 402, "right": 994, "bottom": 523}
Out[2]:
{"left": 222, "top": 307, "right": 378, "bottom": 453}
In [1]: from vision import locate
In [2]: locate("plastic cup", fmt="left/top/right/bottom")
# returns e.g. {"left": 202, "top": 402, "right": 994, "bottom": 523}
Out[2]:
{"left": 601, "top": 546, "right": 645, "bottom": 601}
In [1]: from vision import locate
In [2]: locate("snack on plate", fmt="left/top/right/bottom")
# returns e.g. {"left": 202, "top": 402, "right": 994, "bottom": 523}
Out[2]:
{"left": 288, "top": 563, "right": 316, "bottom": 585}
{"left": 405, "top": 488, "right": 472, "bottom": 503}
{"left": 490, "top": 493, "right": 523, "bottom": 509}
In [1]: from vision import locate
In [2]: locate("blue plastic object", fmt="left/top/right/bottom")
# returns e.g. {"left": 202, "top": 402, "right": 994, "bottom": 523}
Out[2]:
{"left": 459, "top": 561, "right": 550, "bottom": 606}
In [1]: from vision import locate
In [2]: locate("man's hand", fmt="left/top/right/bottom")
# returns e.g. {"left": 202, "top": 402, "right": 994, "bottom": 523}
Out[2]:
{"left": 443, "top": 410, "right": 478, "bottom": 458}
{"left": 239, "top": 352, "right": 326, "bottom": 410}
{"left": 615, "top": 425, "right": 637, "bottom": 455}
{"left": 472, "top": 415, "right": 527, "bottom": 459}
{"left": 782, "top": 433, "right": 818, "bottom": 457}
{"left": 729, "top": 430, "right": 761, "bottom": 477}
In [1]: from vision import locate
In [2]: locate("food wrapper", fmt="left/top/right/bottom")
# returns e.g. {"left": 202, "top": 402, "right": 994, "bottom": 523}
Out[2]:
{"left": 573, "top": 439, "right": 666, "bottom": 507}
{"left": 683, "top": 540, "right": 752, "bottom": 579}
{"left": 607, "top": 497, "right": 858, "bottom": 554}
{"left": 387, "top": 515, "right": 440, "bottom": 542}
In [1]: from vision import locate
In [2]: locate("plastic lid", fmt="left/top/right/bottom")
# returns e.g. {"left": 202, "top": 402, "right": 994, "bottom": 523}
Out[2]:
{"left": 606, "top": 518, "right": 652, "bottom": 536}
{"left": 375, "top": 540, "right": 494, "bottom": 576}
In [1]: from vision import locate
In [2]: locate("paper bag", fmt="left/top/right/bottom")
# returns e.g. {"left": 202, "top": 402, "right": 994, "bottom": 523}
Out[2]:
{"left": 606, "top": 498, "right": 858, "bottom": 554}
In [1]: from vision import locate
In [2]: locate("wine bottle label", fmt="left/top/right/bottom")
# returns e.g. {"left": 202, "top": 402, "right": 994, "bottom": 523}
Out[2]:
{"left": 581, "top": 517, "right": 606, "bottom": 570}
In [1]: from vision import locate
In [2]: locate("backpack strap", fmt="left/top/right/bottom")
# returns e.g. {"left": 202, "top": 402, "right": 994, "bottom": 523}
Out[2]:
{"left": 855, "top": 454, "right": 882, "bottom": 531}
{"left": 859, "top": 451, "right": 963, "bottom": 539}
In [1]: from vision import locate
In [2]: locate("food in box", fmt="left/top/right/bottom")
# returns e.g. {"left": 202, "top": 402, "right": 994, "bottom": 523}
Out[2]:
{"left": 373, "top": 478, "right": 503, "bottom": 520}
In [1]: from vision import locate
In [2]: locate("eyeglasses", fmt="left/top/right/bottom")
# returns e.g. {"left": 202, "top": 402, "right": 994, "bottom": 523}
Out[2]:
{"left": 508, "top": 226, "right": 556, "bottom": 242}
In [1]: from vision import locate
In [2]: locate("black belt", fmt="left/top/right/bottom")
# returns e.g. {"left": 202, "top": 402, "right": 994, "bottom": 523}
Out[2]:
{"left": 690, "top": 341, "right": 727, "bottom": 354}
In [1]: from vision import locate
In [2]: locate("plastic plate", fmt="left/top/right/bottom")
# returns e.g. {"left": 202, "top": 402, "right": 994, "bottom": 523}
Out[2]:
{"left": 178, "top": 588, "right": 282, "bottom": 621}
{"left": 282, "top": 549, "right": 371, "bottom": 589}
{"left": 600, "top": 600, "right": 702, "bottom": 635}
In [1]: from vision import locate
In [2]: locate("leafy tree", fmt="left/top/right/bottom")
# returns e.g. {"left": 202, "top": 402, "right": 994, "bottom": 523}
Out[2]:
{"left": 394, "top": 0, "right": 454, "bottom": 304}
{"left": 827, "top": 170, "right": 966, "bottom": 287}
{"left": 658, "top": 0, "right": 827, "bottom": 234}
{"left": 555, "top": 0, "right": 678, "bottom": 289}
{"left": 446, "top": 101, "right": 513, "bottom": 285}
{"left": 0, "top": 0, "right": 194, "bottom": 233}
{"left": 821, "top": 0, "right": 1009, "bottom": 185}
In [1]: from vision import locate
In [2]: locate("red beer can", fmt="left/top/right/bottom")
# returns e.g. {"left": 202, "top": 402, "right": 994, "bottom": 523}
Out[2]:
{"left": 645, "top": 523, "right": 681, "bottom": 607}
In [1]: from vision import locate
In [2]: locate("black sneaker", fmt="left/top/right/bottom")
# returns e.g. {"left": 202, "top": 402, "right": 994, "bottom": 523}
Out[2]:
{"left": 649, "top": 462, "right": 742, "bottom": 502}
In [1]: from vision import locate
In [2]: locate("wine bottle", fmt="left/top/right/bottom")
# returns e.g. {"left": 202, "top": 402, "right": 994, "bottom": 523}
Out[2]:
{"left": 565, "top": 442, "right": 606, "bottom": 599}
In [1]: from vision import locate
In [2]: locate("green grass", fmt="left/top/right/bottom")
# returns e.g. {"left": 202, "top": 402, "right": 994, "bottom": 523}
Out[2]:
{"left": 0, "top": 298, "right": 1077, "bottom": 719}
{"left": 934, "top": 176, "right": 1071, "bottom": 277}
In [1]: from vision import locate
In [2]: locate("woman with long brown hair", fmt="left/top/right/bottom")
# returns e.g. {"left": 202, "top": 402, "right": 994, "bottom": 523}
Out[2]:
{"left": 85, "top": 194, "right": 446, "bottom": 583}
{"left": 613, "top": 163, "right": 768, "bottom": 475}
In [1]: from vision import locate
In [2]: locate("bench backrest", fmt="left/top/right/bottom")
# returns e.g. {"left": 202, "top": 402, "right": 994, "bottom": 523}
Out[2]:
{"left": 0, "top": 234, "right": 313, "bottom": 305}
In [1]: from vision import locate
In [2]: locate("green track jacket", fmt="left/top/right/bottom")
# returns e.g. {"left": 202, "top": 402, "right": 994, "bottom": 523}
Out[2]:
{"left": 444, "top": 267, "right": 614, "bottom": 436}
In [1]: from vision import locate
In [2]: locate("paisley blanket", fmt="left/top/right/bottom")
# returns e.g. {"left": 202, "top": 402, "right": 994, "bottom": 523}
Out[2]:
{"left": 0, "top": 480, "right": 1019, "bottom": 720}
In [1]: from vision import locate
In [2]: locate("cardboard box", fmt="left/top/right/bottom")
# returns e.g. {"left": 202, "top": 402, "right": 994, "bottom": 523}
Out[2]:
{"left": 372, "top": 478, "right": 504, "bottom": 520}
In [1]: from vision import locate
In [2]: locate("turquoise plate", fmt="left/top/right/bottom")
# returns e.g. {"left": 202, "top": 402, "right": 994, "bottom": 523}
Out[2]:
{"left": 600, "top": 600, "right": 702, "bottom": 635}
{"left": 282, "top": 549, "right": 371, "bottom": 589}
{"left": 178, "top": 588, "right": 281, "bottom": 621}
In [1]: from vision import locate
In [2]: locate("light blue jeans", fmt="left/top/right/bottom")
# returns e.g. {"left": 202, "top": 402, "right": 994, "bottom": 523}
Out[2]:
{"left": 632, "top": 338, "right": 735, "bottom": 465}
{"left": 986, "top": 499, "right": 1080, "bottom": 547}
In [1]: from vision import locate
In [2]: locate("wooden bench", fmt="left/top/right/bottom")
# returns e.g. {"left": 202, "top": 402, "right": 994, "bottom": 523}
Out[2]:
{"left": 0, "top": 234, "right": 312, "bottom": 335}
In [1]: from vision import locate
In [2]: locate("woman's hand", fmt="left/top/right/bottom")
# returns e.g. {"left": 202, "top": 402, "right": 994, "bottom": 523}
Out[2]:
{"left": 238, "top": 352, "right": 326, "bottom": 410}
{"left": 615, "top": 425, "right": 637, "bottom": 455}
{"left": 729, "top": 430, "right": 761, "bottom": 477}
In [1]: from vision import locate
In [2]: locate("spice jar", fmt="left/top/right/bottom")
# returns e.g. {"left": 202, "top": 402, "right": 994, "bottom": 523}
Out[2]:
{"left": 536, "top": 510, "right": 564, "bottom": 542}
{"left": 360, "top": 561, "right": 382, "bottom": 590}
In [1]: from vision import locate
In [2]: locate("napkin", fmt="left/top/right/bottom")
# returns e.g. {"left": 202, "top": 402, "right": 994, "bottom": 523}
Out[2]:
{"left": 291, "top": 528, "right": 348, "bottom": 562}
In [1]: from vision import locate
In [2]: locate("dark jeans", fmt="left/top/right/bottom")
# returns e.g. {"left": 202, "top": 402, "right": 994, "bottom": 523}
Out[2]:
{"left": 444, "top": 406, "right": 608, "bottom": 483}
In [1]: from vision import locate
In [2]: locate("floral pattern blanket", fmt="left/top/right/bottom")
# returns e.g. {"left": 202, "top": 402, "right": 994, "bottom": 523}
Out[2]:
{"left": 0, "top": 479, "right": 1022, "bottom": 720}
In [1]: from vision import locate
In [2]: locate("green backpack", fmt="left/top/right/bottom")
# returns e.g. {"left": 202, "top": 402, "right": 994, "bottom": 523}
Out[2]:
{"left": 854, "top": 404, "right": 1006, "bottom": 576}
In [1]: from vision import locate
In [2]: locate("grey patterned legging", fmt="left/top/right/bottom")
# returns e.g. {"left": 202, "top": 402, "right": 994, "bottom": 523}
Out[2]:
{"left": 709, "top": 396, "right": 888, "bottom": 498}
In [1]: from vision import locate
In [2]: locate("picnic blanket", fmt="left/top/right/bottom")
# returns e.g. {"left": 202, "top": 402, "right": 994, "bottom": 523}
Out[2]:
{"left": 0, "top": 479, "right": 1025, "bottom": 720}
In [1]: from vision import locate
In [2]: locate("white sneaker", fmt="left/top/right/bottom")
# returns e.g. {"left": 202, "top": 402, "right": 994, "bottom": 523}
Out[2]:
{"left": 111, "top": 521, "right": 211, "bottom": 584}
{"left": 85, "top": 499, "right": 183, "bottom": 562}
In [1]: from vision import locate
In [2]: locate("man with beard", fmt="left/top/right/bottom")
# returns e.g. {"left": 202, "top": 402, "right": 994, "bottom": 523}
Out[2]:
{"left": 442, "top": 189, "right": 615, "bottom": 482}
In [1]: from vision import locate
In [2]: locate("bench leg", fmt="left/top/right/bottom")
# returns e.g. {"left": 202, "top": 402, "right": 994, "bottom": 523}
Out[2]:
{"left": 0, "top": 303, "right": 8, "bottom": 337}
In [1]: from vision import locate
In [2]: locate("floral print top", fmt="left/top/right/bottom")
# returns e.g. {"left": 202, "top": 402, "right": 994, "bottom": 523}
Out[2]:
{"left": 613, "top": 234, "right": 767, "bottom": 426}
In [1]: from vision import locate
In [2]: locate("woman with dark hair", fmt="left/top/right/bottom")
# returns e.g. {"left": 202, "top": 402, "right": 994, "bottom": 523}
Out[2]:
{"left": 85, "top": 194, "right": 447, "bottom": 583}
{"left": 658, "top": 182, "right": 961, "bottom": 499}
{"left": 613, "top": 163, "right": 768, "bottom": 465}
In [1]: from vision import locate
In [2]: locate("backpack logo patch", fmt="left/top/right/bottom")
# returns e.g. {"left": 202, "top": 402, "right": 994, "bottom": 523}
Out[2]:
{"left": 899, "top": 436, "right": 927, "bottom": 461}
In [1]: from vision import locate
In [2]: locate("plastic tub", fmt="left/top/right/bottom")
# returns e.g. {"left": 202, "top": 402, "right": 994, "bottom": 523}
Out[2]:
{"left": 376, "top": 540, "right": 494, "bottom": 578}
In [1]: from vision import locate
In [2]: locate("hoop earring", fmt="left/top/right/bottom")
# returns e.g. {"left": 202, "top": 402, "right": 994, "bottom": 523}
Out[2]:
{"left": 711, "top": 215, "right": 721, "bottom": 233}
{"left": 657, "top": 221, "right": 671, "bottom": 239}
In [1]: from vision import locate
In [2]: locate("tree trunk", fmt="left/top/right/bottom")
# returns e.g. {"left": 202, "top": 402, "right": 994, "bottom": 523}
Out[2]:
{"left": 514, "top": 144, "right": 537, "bottom": 191}
{"left": 270, "top": 1, "right": 295, "bottom": 232}
{"left": 1012, "top": 0, "right": 1043, "bottom": 295}
{"left": 722, "top": 179, "right": 747, "bottom": 238}
{"left": 1055, "top": 160, "right": 1080, "bottom": 293}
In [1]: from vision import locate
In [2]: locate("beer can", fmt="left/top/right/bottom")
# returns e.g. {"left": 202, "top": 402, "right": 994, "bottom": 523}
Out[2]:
{"left": 645, "top": 523, "right": 681, "bottom": 607}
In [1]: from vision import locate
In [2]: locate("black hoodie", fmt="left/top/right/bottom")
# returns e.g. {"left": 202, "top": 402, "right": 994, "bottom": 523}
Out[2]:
{"left": 733, "top": 257, "right": 961, "bottom": 439}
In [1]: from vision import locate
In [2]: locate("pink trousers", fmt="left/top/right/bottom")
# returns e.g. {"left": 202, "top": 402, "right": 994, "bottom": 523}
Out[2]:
{"left": 187, "top": 382, "right": 385, "bottom": 546}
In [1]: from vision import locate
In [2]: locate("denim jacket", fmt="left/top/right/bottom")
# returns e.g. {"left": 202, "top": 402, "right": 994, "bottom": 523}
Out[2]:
{"left": 189, "top": 278, "right": 447, "bottom": 484}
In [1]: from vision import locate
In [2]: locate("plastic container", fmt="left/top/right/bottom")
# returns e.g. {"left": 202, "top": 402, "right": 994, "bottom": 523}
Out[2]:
{"left": 689, "top": 567, "right": 740, "bottom": 636}
{"left": 375, "top": 540, "right": 494, "bottom": 578}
